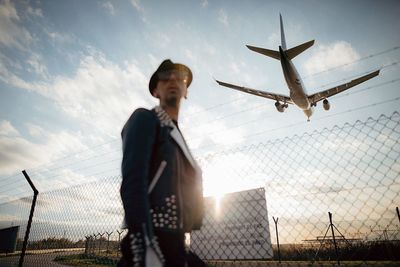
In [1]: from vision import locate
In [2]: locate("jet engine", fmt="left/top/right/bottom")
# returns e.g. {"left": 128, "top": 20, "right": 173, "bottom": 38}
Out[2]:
{"left": 275, "top": 101, "right": 288, "bottom": 112}
{"left": 323, "top": 99, "right": 330, "bottom": 111}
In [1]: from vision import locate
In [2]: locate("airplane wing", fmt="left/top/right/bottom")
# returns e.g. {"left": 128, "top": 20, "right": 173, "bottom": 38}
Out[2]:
{"left": 215, "top": 79, "right": 293, "bottom": 104}
{"left": 308, "top": 70, "right": 380, "bottom": 104}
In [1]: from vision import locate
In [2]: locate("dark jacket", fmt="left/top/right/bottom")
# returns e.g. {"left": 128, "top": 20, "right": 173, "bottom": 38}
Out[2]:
{"left": 120, "top": 106, "right": 204, "bottom": 236}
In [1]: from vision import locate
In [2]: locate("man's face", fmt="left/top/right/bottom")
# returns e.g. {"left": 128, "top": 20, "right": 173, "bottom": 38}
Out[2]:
{"left": 153, "top": 69, "right": 189, "bottom": 107}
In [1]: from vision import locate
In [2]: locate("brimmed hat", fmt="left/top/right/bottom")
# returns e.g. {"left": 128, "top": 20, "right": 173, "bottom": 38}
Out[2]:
{"left": 149, "top": 59, "right": 193, "bottom": 96}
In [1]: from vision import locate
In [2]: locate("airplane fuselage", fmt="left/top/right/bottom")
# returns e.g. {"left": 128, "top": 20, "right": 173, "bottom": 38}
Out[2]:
{"left": 279, "top": 46, "right": 314, "bottom": 118}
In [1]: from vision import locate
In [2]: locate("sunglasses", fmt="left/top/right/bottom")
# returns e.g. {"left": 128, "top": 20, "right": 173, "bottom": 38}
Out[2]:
{"left": 158, "top": 70, "right": 189, "bottom": 83}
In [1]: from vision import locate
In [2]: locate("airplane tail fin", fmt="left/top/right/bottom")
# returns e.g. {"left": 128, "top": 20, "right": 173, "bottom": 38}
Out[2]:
{"left": 246, "top": 45, "right": 280, "bottom": 60}
{"left": 280, "top": 13, "right": 287, "bottom": 51}
{"left": 280, "top": 13, "right": 314, "bottom": 59}
{"left": 286, "top": 40, "right": 314, "bottom": 60}
{"left": 246, "top": 14, "right": 314, "bottom": 61}
{"left": 245, "top": 14, "right": 286, "bottom": 61}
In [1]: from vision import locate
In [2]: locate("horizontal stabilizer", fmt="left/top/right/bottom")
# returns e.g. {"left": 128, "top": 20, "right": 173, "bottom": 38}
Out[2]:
{"left": 246, "top": 45, "right": 280, "bottom": 60}
{"left": 286, "top": 40, "right": 315, "bottom": 60}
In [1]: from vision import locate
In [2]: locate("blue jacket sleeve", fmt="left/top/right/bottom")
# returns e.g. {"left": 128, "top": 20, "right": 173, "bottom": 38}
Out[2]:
{"left": 120, "top": 108, "right": 158, "bottom": 232}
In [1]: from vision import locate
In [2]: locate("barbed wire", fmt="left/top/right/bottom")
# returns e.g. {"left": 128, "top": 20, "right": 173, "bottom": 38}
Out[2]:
{"left": 185, "top": 78, "right": 400, "bottom": 141}
{"left": 1, "top": 109, "right": 398, "bottom": 201}
{"left": 302, "top": 46, "right": 400, "bottom": 79}
{"left": 0, "top": 173, "right": 25, "bottom": 184}
{"left": 0, "top": 110, "right": 399, "bottom": 263}
{"left": 315, "top": 61, "right": 399, "bottom": 91}
{"left": 199, "top": 111, "right": 400, "bottom": 163}
{"left": 30, "top": 148, "right": 121, "bottom": 176}
{"left": 191, "top": 98, "right": 400, "bottom": 154}
{"left": 11, "top": 139, "right": 120, "bottom": 179}
{"left": 0, "top": 166, "right": 122, "bottom": 204}
{"left": 1, "top": 94, "right": 398, "bottom": 192}
{"left": 0, "top": 53, "right": 398, "bottom": 186}
{"left": 185, "top": 46, "right": 400, "bottom": 118}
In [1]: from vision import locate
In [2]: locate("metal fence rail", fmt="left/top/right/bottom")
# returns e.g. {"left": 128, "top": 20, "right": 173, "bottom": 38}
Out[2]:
{"left": 0, "top": 111, "right": 399, "bottom": 266}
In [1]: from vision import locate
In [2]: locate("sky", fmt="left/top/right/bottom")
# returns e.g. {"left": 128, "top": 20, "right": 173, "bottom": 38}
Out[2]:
{"left": 0, "top": 0, "right": 400, "bottom": 204}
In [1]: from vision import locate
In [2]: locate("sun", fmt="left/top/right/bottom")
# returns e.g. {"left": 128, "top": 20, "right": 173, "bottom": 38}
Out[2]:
{"left": 201, "top": 155, "right": 249, "bottom": 216}
{"left": 202, "top": 152, "right": 263, "bottom": 197}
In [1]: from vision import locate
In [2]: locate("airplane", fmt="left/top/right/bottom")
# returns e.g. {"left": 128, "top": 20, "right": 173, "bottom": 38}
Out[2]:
{"left": 215, "top": 14, "right": 380, "bottom": 121}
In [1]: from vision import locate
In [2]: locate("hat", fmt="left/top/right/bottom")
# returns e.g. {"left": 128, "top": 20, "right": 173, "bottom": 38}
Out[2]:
{"left": 149, "top": 59, "right": 193, "bottom": 96}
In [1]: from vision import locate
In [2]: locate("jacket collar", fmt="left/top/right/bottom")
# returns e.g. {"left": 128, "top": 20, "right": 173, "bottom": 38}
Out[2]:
{"left": 154, "top": 106, "right": 196, "bottom": 168}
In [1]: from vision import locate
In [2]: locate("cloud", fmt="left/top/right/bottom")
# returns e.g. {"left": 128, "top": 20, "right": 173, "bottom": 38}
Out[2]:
{"left": 0, "top": 48, "right": 154, "bottom": 176}
{"left": 303, "top": 41, "right": 360, "bottom": 75}
{"left": 267, "top": 32, "right": 279, "bottom": 47}
{"left": 0, "top": 0, "right": 33, "bottom": 50}
{"left": 102, "top": 1, "right": 115, "bottom": 15}
{"left": 0, "top": 64, "right": 37, "bottom": 90}
{"left": 147, "top": 54, "right": 159, "bottom": 70}
{"left": 0, "top": 135, "right": 44, "bottom": 175}
{"left": 30, "top": 178, "right": 122, "bottom": 228}
{"left": 171, "top": 35, "right": 217, "bottom": 72}
{"left": 0, "top": 51, "right": 22, "bottom": 71}
{"left": 45, "top": 29, "right": 75, "bottom": 44}
{"left": 0, "top": 1, "right": 49, "bottom": 82}
{"left": 130, "top": 0, "right": 144, "bottom": 12}
{"left": 129, "top": 0, "right": 146, "bottom": 22}
{"left": 4, "top": 52, "right": 154, "bottom": 137}
{"left": 0, "top": 0, "right": 71, "bottom": 81}
{"left": 152, "top": 32, "right": 171, "bottom": 48}
{"left": 26, "top": 52, "right": 49, "bottom": 79}
{"left": 201, "top": 0, "right": 208, "bottom": 7}
{"left": 0, "top": 121, "right": 87, "bottom": 176}
{"left": 36, "top": 169, "right": 98, "bottom": 192}
{"left": 25, "top": 123, "right": 46, "bottom": 138}
{"left": 203, "top": 41, "right": 216, "bottom": 56}
{"left": 218, "top": 9, "right": 228, "bottom": 27}
{"left": 26, "top": 5, "right": 43, "bottom": 18}
{"left": 0, "top": 120, "right": 20, "bottom": 136}
{"left": 0, "top": 51, "right": 43, "bottom": 89}
{"left": 226, "top": 60, "right": 252, "bottom": 84}
{"left": 184, "top": 48, "right": 196, "bottom": 63}
{"left": 182, "top": 104, "right": 245, "bottom": 151}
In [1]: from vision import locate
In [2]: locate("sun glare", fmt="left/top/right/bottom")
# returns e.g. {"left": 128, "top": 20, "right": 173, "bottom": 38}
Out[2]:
{"left": 214, "top": 193, "right": 224, "bottom": 216}
{"left": 201, "top": 152, "right": 267, "bottom": 220}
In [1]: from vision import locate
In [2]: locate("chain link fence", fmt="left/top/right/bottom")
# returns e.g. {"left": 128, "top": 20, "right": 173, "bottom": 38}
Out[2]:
{"left": 0, "top": 111, "right": 399, "bottom": 266}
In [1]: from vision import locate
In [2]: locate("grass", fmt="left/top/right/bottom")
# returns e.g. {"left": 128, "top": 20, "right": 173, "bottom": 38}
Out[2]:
{"left": 206, "top": 260, "right": 400, "bottom": 266}
{"left": 54, "top": 253, "right": 117, "bottom": 267}
{"left": 53, "top": 253, "right": 400, "bottom": 267}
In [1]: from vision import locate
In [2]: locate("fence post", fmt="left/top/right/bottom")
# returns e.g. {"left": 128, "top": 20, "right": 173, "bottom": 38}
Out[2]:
{"left": 98, "top": 232, "right": 105, "bottom": 254}
{"left": 396, "top": 207, "right": 400, "bottom": 225}
{"left": 328, "top": 212, "right": 340, "bottom": 266}
{"left": 93, "top": 233, "right": 98, "bottom": 254}
{"left": 85, "top": 236, "right": 90, "bottom": 255}
{"left": 272, "top": 216, "right": 281, "bottom": 263}
{"left": 116, "top": 229, "right": 124, "bottom": 257}
{"left": 18, "top": 170, "right": 39, "bottom": 267}
{"left": 106, "top": 231, "right": 113, "bottom": 253}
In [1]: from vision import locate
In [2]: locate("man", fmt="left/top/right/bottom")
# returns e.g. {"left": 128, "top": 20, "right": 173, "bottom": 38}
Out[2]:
{"left": 118, "top": 59, "right": 204, "bottom": 267}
